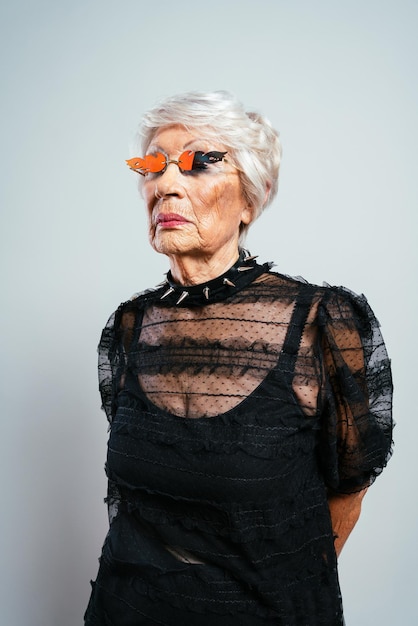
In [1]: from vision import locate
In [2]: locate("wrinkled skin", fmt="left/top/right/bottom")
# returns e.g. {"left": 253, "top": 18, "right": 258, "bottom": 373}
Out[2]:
{"left": 142, "top": 125, "right": 253, "bottom": 285}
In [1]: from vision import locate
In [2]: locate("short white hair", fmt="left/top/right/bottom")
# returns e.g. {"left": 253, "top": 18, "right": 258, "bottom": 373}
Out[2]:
{"left": 136, "top": 91, "right": 282, "bottom": 243}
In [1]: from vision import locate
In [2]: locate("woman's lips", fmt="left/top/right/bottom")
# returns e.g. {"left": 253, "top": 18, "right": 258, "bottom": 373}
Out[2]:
{"left": 155, "top": 213, "right": 190, "bottom": 228}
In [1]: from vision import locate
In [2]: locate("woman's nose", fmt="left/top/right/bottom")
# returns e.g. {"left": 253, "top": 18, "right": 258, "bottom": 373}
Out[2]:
{"left": 154, "top": 163, "right": 185, "bottom": 199}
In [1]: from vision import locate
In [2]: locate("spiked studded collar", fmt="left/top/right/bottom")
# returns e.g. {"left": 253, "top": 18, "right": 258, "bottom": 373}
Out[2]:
{"left": 156, "top": 251, "right": 272, "bottom": 307}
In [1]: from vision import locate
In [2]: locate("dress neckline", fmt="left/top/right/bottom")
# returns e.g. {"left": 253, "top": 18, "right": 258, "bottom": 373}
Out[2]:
{"left": 156, "top": 251, "right": 273, "bottom": 307}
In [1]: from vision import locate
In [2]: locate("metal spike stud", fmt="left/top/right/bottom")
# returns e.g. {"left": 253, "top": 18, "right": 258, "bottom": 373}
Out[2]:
{"left": 176, "top": 290, "right": 190, "bottom": 305}
{"left": 160, "top": 287, "right": 175, "bottom": 300}
{"left": 203, "top": 286, "right": 210, "bottom": 300}
{"left": 243, "top": 255, "right": 258, "bottom": 262}
{"left": 237, "top": 265, "right": 254, "bottom": 272}
{"left": 223, "top": 278, "right": 236, "bottom": 287}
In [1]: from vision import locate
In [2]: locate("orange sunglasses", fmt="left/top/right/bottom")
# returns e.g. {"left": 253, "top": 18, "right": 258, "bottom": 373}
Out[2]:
{"left": 126, "top": 150, "right": 228, "bottom": 176}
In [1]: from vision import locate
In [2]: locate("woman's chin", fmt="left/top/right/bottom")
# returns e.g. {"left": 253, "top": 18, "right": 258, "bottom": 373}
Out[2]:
{"left": 151, "top": 232, "right": 196, "bottom": 257}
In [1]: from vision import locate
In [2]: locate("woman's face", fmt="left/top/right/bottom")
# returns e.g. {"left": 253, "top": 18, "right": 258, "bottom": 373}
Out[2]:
{"left": 142, "top": 125, "right": 253, "bottom": 260}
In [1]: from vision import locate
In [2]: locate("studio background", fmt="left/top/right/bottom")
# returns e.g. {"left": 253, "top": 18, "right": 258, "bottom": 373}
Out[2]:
{"left": 1, "top": 1, "right": 416, "bottom": 624}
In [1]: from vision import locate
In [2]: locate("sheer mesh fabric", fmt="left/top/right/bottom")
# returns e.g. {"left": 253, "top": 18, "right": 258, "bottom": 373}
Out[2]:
{"left": 88, "top": 270, "right": 393, "bottom": 625}
{"left": 132, "top": 274, "right": 317, "bottom": 418}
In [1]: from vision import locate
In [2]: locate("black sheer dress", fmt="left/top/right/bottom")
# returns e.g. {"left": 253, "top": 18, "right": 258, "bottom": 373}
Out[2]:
{"left": 85, "top": 259, "right": 393, "bottom": 625}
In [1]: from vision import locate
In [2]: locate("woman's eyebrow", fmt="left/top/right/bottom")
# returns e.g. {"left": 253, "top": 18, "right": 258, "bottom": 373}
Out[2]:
{"left": 183, "top": 138, "right": 211, "bottom": 149}
{"left": 146, "top": 144, "right": 164, "bottom": 153}
{"left": 146, "top": 139, "right": 214, "bottom": 154}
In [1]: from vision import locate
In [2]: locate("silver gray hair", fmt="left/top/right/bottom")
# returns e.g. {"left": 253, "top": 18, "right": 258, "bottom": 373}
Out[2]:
{"left": 136, "top": 91, "right": 282, "bottom": 244}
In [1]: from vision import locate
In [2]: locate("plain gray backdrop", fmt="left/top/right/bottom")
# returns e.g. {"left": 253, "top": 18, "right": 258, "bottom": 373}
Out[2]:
{"left": 1, "top": 1, "right": 416, "bottom": 624}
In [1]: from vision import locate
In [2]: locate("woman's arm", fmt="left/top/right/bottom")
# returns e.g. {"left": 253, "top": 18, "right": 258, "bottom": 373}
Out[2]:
{"left": 327, "top": 488, "right": 368, "bottom": 558}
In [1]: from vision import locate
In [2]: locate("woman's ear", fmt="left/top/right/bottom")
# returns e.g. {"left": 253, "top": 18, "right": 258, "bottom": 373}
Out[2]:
{"left": 242, "top": 181, "right": 271, "bottom": 226}
{"left": 240, "top": 202, "right": 255, "bottom": 226}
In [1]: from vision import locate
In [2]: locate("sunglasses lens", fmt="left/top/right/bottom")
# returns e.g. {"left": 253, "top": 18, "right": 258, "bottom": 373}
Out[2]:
{"left": 191, "top": 151, "right": 227, "bottom": 171}
{"left": 145, "top": 152, "right": 167, "bottom": 173}
{"left": 177, "top": 150, "right": 195, "bottom": 172}
{"left": 125, "top": 153, "right": 166, "bottom": 174}
{"left": 177, "top": 151, "right": 228, "bottom": 172}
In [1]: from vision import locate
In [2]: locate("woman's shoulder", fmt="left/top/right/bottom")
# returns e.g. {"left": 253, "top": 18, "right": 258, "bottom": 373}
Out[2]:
{"left": 266, "top": 268, "right": 351, "bottom": 299}
{"left": 111, "top": 284, "right": 165, "bottom": 319}
{"left": 265, "top": 269, "right": 380, "bottom": 334}
{"left": 98, "top": 287, "right": 160, "bottom": 341}
{"left": 268, "top": 268, "right": 363, "bottom": 297}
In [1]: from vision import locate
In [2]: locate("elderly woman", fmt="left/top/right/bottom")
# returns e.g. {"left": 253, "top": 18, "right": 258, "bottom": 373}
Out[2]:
{"left": 85, "top": 91, "right": 393, "bottom": 625}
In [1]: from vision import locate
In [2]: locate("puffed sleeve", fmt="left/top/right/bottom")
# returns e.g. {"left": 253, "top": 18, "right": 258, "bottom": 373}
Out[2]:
{"left": 98, "top": 300, "right": 138, "bottom": 424}
{"left": 317, "top": 287, "right": 393, "bottom": 494}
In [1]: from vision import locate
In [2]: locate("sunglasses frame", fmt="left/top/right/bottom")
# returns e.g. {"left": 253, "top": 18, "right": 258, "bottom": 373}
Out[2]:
{"left": 126, "top": 150, "right": 229, "bottom": 176}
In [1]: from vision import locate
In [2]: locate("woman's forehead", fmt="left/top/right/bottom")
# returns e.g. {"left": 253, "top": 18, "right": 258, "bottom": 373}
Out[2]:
{"left": 147, "top": 125, "right": 227, "bottom": 152}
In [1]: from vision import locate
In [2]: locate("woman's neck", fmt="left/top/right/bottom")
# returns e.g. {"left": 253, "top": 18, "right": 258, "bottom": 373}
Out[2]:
{"left": 167, "top": 248, "right": 240, "bottom": 286}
